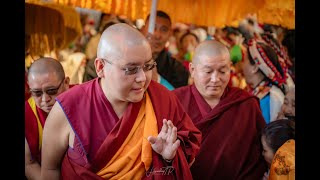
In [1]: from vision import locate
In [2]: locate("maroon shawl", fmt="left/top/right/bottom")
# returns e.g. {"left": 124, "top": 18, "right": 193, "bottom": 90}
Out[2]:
{"left": 173, "top": 84, "right": 267, "bottom": 180}
{"left": 25, "top": 99, "right": 47, "bottom": 162}
{"left": 58, "top": 79, "right": 201, "bottom": 180}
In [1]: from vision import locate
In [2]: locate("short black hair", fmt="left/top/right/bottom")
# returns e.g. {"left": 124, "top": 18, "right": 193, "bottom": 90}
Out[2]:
{"left": 146, "top": 10, "right": 171, "bottom": 25}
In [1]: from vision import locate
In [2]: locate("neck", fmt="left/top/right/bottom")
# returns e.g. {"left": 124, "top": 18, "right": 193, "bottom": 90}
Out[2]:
{"left": 100, "top": 79, "right": 128, "bottom": 118}
{"left": 203, "top": 95, "right": 221, "bottom": 109}
{"left": 152, "top": 52, "right": 160, "bottom": 59}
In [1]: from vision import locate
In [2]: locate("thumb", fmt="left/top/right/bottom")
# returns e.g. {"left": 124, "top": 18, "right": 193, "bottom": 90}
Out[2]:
{"left": 147, "top": 136, "right": 157, "bottom": 144}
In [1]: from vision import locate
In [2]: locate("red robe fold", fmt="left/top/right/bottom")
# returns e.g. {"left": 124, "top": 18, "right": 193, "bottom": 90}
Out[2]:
{"left": 58, "top": 79, "right": 201, "bottom": 180}
{"left": 173, "top": 84, "right": 267, "bottom": 180}
{"left": 25, "top": 99, "right": 47, "bottom": 162}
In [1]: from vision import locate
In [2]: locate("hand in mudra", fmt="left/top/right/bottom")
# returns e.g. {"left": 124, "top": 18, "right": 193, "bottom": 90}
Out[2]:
{"left": 147, "top": 119, "right": 181, "bottom": 161}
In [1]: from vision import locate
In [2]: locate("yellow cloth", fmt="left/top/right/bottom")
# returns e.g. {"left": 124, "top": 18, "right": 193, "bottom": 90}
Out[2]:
{"left": 269, "top": 139, "right": 295, "bottom": 180}
{"left": 27, "top": 97, "right": 43, "bottom": 151}
{"left": 97, "top": 92, "right": 158, "bottom": 179}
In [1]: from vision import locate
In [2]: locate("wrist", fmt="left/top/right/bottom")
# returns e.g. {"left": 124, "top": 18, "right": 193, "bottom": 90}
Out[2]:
{"left": 163, "top": 157, "right": 173, "bottom": 163}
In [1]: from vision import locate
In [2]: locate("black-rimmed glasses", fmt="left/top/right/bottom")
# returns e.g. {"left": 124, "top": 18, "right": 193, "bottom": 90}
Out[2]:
{"left": 101, "top": 58, "right": 157, "bottom": 75}
{"left": 29, "top": 79, "right": 64, "bottom": 97}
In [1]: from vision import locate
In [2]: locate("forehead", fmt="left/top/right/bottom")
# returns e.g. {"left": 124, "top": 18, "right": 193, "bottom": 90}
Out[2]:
{"left": 261, "top": 135, "right": 269, "bottom": 147}
{"left": 118, "top": 44, "right": 152, "bottom": 64}
{"left": 197, "top": 54, "right": 230, "bottom": 68}
{"left": 148, "top": 16, "right": 171, "bottom": 28}
{"left": 182, "top": 35, "right": 198, "bottom": 43}
{"left": 28, "top": 72, "right": 60, "bottom": 87}
{"left": 286, "top": 90, "right": 295, "bottom": 100}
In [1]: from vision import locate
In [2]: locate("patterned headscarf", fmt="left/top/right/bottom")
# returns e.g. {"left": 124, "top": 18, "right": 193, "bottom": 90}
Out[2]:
{"left": 247, "top": 36, "right": 288, "bottom": 89}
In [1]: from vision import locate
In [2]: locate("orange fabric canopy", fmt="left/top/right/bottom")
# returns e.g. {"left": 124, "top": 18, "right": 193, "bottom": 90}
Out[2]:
{"left": 52, "top": 0, "right": 294, "bottom": 29}
{"left": 25, "top": 0, "right": 83, "bottom": 56}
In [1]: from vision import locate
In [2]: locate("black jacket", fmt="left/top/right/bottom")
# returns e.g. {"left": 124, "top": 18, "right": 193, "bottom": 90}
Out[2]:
{"left": 155, "top": 50, "right": 189, "bottom": 88}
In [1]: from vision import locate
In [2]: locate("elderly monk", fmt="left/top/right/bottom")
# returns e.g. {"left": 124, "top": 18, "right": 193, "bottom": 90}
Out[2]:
{"left": 173, "top": 40, "right": 267, "bottom": 180}
{"left": 25, "top": 57, "right": 70, "bottom": 179}
{"left": 40, "top": 23, "right": 201, "bottom": 180}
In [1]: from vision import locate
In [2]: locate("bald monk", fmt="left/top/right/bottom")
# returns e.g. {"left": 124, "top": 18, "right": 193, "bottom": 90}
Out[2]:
{"left": 40, "top": 23, "right": 201, "bottom": 180}
{"left": 173, "top": 40, "right": 267, "bottom": 180}
{"left": 25, "top": 57, "right": 70, "bottom": 179}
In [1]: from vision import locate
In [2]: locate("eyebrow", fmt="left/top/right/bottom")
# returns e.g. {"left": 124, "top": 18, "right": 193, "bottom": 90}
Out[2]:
{"left": 124, "top": 58, "right": 153, "bottom": 66}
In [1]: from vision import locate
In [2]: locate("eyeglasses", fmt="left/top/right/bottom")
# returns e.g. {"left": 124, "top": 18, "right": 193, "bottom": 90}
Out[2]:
{"left": 29, "top": 79, "right": 64, "bottom": 97}
{"left": 101, "top": 58, "right": 157, "bottom": 75}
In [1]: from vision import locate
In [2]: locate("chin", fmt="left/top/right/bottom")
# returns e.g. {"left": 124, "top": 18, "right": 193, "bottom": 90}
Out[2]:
{"left": 129, "top": 95, "right": 144, "bottom": 103}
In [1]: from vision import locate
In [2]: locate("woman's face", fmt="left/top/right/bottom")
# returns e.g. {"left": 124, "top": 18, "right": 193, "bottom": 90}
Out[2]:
{"left": 240, "top": 53, "right": 256, "bottom": 88}
{"left": 261, "top": 135, "right": 275, "bottom": 167}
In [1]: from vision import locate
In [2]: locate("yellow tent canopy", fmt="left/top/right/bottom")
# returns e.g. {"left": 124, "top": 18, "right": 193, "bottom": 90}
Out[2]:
{"left": 51, "top": 0, "right": 294, "bottom": 29}
{"left": 25, "top": 0, "right": 83, "bottom": 56}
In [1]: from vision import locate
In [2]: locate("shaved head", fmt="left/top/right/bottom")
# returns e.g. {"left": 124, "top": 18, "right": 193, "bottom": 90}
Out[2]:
{"left": 28, "top": 57, "right": 65, "bottom": 81}
{"left": 97, "top": 23, "right": 152, "bottom": 61}
{"left": 192, "top": 40, "right": 230, "bottom": 65}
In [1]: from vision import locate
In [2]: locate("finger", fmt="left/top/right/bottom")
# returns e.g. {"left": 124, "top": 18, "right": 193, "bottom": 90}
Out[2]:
{"left": 160, "top": 119, "right": 168, "bottom": 135}
{"left": 169, "top": 127, "right": 178, "bottom": 143}
{"left": 167, "top": 120, "right": 174, "bottom": 129}
{"left": 147, "top": 136, "right": 157, "bottom": 144}
{"left": 166, "top": 122, "right": 173, "bottom": 141}
{"left": 171, "top": 139, "right": 181, "bottom": 152}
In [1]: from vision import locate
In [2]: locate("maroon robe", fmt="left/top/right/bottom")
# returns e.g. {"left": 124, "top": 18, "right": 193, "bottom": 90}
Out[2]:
{"left": 25, "top": 85, "right": 76, "bottom": 163}
{"left": 57, "top": 78, "right": 201, "bottom": 180}
{"left": 173, "top": 84, "right": 267, "bottom": 180}
{"left": 25, "top": 99, "right": 47, "bottom": 162}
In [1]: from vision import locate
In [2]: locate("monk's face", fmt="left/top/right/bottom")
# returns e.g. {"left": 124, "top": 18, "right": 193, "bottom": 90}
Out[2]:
{"left": 190, "top": 53, "right": 231, "bottom": 100}
{"left": 102, "top": 45, "right": 154, "bottom": 103}
{"left": 261, "top": 135, "right": 275, "bottom": 167}
{"left": 28, "top": 72, "right": 67, "bottom": 113}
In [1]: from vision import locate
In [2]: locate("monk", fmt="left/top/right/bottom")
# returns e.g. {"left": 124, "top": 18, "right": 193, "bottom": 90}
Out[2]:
{"left": 173, "top": 40, "right": 267, "bottom": 180}
{"left": 25, "top": 57, "right": 70, "bottom": 179}
{"left": 40, "top": 23, "right": 201, "bottom": 180}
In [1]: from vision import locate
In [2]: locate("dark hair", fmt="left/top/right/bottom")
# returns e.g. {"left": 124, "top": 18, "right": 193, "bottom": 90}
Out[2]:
{"left": 262, "top": 119, "right": 295, "bottom": 154}
{"left": 179, "top": 31, "right": 199, "bottom": 44}
{"left": 146, "top": 10, "right": 171, "bottom": 25}
{"left": 248, "top": 42, "right": 285, "bottom": 80}
{"left": 282, "top": 30, "right": 295, "bottom": 59}
{"left": 248, "top": 18, "right": 255, "bottom": 26}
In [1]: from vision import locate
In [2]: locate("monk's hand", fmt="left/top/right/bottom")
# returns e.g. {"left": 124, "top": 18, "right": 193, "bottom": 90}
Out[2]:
{"left": 147, "top": 119, "right": 180, "bottom": 161}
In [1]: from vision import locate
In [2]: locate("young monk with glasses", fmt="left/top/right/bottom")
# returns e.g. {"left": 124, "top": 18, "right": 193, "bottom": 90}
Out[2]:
{"left": 40, "top": 23, "right": 201, "bottom": 180}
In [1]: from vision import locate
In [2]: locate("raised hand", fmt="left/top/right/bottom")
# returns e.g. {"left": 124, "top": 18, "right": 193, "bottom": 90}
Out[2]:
{"left": 147, "top": 119, "right": 180, "bottom": 161}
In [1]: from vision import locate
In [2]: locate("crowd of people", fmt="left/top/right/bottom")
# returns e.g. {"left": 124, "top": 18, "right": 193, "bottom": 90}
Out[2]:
{"left": 25, "top": 10, "right": 295, "bottom": 180}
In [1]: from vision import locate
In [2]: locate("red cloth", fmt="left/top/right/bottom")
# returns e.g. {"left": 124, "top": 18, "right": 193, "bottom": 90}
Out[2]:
{"left": 25, "top": 99, "right": 47, "bottom": 162}
{"left": 58, "top": 79, "right": 201, "bottom": 180}
{"left": 25, "top": 84, "right": 76, "bottom": 163}
{"left": 173, "top": 84, "right": 267, "bottom": 180}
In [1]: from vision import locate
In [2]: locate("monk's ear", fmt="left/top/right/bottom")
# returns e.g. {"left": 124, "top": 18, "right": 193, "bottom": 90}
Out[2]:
{"left": 95, "top": 58, "right": 105, "bottom": 77}
{"left": 189, "top": 63, "right": 195, "bottom": 78}
{"left": 64, "top": 77, "right": 70, "bottom": 86}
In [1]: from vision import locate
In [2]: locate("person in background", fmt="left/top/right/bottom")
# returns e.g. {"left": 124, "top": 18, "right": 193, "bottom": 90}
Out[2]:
{"left": 25, "top": 57, "right": 70, "bottom": 180}
{"left": 141, "top": 10, "right": 189, "bottom": 88}
{"left": 240, "top": 35, "right": 289, "bottom": 123}
{"left": 261, "top": 119, "right": 295, "bottom": 180}
{"left": 173, "top": 31, "right": 200, "bottom": 70}
{"left": 40, "top": 23, "right": 201, "bottom": 180}
{"left": 151, "top": 66, "right": 175, "bottom": 90}
{"left": 173, "top": 40, "right": 267, "bottom": 180}
{"left": 277, "top": 87, "right": 295, "bottom": 121}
